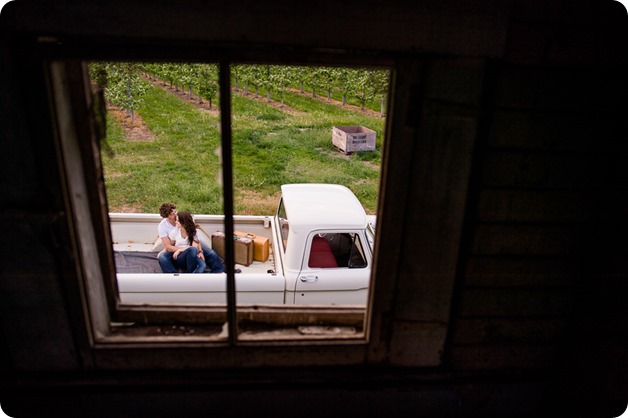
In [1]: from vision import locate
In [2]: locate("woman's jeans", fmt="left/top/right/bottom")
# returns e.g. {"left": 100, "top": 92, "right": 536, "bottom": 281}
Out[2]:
{"left": 158, "top": 245, "right": 225, "bottom": 273}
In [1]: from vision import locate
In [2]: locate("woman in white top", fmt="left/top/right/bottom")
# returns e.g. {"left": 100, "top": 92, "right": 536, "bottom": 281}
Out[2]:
{"left": 167, "top": 210, "right": 207, "bottom": 273}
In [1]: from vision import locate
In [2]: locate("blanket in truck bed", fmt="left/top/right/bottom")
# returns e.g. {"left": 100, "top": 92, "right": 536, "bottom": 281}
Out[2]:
{"left": 114, "top": 251, "right": 162, "bottom": 274}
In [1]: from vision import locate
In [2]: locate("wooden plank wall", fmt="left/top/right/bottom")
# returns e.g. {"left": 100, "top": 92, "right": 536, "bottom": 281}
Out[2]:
{"left": 447, "top": 60, "right": 627, "bottom": 378}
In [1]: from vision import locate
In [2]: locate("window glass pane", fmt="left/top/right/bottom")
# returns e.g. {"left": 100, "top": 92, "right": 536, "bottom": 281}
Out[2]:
{"left": 90, "top": 61, "right": 229, "bottom": 305}
{"left": 230, "top": 63, "right": 387, "bottom": 310}
{"left": 84, "top": 60, "right": 388, "bottom": 342}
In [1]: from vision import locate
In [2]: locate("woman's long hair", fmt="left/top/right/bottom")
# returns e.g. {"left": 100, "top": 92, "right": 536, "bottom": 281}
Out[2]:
{"left": 177, "top": 210, "right": 197, "bottom": 246}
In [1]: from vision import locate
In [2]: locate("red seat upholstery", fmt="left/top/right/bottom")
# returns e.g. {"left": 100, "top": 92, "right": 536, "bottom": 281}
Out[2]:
{"left": 308, "top": 236, "right": 338, "bottom": 268}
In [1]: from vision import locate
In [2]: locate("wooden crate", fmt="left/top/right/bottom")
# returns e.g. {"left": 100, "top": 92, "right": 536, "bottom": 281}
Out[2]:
{"left": 332, "top": 125, "right": 376, "bottom": 154}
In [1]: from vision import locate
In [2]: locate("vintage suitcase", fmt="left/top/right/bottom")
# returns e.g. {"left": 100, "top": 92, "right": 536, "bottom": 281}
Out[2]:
{"left": 211, "top": 232, "right": 254, "bottom": 266}
{"left": 234, "top": 231, "right": 270, "bottom": 262}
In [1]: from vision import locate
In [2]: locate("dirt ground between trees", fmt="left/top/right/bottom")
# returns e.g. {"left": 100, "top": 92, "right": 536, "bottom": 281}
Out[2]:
{"left": 108, "top": 105, "right": 156, "bottom": 141}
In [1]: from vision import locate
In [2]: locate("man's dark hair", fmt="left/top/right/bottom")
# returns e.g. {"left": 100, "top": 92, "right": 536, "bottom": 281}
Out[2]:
{"left": 159, "top": 202, "right": 176, "bottom": 218}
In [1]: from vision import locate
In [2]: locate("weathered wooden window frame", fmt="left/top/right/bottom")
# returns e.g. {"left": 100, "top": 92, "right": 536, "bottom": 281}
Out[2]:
{"left": 48, "top": 54, "right": 392, "bottom": 354}
{"left": 46, "top": 38, "right": 476, "bottom": 368}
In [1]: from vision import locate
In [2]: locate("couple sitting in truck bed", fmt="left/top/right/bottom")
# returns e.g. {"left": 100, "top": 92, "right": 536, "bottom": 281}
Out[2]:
{"left": 157, "top": 202, "right": 225, "bottom": 273}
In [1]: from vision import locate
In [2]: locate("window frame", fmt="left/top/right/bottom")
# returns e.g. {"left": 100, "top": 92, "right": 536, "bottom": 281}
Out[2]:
{"left": 47, "top": 52, "right": 396, "bottom": 359}
{"left": 45, "top": 46, "right": 469, "bottom": 370}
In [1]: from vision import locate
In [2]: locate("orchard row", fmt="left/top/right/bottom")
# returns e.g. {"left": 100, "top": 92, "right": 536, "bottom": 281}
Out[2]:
{"left": 89, "top": 62, "right": 390, "bottom": 119}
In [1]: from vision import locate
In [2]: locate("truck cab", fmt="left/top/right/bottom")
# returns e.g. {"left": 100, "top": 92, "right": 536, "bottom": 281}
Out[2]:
{"left": 275, "top": 184, "right": 374, "bottom": 305}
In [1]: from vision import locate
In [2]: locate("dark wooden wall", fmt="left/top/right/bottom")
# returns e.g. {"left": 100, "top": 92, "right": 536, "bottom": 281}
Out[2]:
{"left": 1, "top": 0, "right": 627, "bottom": 417}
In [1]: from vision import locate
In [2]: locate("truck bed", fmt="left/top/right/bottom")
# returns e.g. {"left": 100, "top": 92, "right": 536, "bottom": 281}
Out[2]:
{"left": 110, "top": 213, "right": 279, "bottom": 275}
{"left": 113, "top": 249, "right": 277, "bottom": 274}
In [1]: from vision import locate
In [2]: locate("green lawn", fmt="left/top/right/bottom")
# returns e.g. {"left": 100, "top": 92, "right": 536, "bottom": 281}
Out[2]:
{"left": 102, "top": 81, "right": 385, "bottom": 215}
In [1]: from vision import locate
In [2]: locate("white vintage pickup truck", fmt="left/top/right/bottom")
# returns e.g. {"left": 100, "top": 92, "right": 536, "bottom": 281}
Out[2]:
{"left": 111, "top": 184, "right": 375, "bottom": 306}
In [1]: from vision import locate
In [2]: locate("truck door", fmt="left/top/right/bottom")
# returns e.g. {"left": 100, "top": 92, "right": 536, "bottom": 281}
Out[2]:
{"left": 294, "top": 231, "right": 370, "bottom": 305}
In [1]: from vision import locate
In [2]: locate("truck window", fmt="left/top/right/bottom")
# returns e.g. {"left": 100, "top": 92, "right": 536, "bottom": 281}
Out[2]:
{"left": 348, "top": 234, "right": 368, "bottom": 269}
{"left": 308, "top": 233, "right": 367, "bottom": 269}
{"left": 277, "top": 198, "right": 289, "bottom": 251}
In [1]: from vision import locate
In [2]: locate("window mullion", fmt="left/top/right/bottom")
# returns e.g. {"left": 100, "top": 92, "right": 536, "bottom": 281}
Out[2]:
{"left": 218, "top": 61, "right": 238, "bottom": 345}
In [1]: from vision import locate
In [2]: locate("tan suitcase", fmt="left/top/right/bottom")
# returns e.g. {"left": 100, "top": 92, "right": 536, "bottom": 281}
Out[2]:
{"left": 234, "top": 231, "right": 270, "bottom": 262}
{"left": 211, "top": 232, "right": 254, "bottom": 266}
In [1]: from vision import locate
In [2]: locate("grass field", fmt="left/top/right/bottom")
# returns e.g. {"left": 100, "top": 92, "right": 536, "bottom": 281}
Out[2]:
{"left": 102, "top": 79, "right": 385, "bottom": 216}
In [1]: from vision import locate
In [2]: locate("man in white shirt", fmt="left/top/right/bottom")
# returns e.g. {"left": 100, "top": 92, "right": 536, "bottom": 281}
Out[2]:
{"left": 157, "top": 202, "right": 225, "bottom": 273}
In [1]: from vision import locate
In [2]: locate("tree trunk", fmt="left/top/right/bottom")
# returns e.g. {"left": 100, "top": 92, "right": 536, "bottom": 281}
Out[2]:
{"left": 127, "top": 78, "right": 134, "bottom": 124}
{"left": 380, "top": 94, "right": 386, "bottom": 117}
{"left": 342, "top": 94, "right": 347, "bottom": 106}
